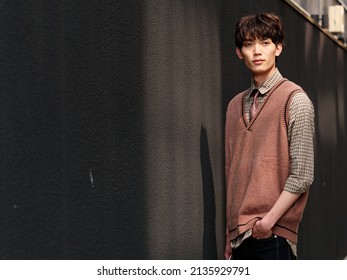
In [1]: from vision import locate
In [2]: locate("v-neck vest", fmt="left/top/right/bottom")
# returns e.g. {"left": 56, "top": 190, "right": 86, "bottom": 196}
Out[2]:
{"left": 225, "top": 79, "right": 309, "bottom": 244}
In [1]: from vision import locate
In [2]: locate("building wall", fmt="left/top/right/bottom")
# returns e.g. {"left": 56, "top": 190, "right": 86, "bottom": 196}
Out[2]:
{"left": 1, "top": 0, "right": 346, "bottom": 259}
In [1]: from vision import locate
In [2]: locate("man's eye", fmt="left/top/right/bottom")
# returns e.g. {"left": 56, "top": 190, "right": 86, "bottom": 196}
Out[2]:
{"left": 244, "top": 42, "right": 252, "bottom": 47}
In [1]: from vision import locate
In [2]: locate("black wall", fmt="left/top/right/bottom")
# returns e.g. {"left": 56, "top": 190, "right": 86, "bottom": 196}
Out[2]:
{"left": 1, "top": 0, "right": 147, "bottom": 259}
{"left": 1, "top": 0, "right": 346, "bottom": 259}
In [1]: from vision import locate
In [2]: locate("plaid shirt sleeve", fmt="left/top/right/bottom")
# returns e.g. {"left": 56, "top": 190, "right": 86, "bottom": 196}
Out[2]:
{"left": 284, "top": 92, "right": 315, "bottom": 193}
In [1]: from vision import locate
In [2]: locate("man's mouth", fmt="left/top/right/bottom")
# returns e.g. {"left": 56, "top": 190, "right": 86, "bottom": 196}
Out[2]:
{"left": 253, "top": 59, "right": 264, "bottom": 64}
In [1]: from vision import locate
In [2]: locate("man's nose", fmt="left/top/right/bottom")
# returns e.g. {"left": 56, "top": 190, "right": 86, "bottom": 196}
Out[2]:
{"left": 253, "top": 43, "right": 261, "bottom": 54}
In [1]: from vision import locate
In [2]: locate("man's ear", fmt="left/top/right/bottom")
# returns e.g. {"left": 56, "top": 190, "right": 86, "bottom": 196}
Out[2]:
{"left": 275, "top": 43, "right": 283, "bottom": 57}
{"left": 236, "top": 48, "right": 243, "bottom": 59}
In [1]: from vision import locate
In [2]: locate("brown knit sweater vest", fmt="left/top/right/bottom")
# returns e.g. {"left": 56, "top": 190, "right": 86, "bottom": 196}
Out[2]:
{"left": 225, "top": 78, "right": 309, "bottom": 244}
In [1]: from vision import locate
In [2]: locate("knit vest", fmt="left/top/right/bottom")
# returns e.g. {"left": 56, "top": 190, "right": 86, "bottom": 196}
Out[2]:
{"left": 225, "top": 78, "right": 309, "bottom": 244}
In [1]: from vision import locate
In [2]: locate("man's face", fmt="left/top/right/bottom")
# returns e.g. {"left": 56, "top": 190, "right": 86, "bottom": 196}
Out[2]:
{"left": 236, "top": 38, "right": 282, "bottom": 79}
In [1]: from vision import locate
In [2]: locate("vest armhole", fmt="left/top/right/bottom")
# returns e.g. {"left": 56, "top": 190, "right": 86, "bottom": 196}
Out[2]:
{"left": 284, "top": 89, "right": 305, "bottom": 134}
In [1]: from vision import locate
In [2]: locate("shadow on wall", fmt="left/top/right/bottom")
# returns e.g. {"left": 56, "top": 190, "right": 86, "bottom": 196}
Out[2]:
{"left": 200, "top": 125, "right": 218, "bottom": 259}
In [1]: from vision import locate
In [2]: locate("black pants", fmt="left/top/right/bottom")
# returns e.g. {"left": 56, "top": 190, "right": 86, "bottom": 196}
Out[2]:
{"left": 232, "top": 235, "right": 296, "bottom": 260}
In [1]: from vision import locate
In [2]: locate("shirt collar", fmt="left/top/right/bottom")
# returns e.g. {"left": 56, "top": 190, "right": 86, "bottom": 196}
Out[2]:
{"left": 248, "top": 68, "right": 283, "bottom": 96}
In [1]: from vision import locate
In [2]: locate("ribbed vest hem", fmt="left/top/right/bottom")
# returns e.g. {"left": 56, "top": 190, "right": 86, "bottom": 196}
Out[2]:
{"left": 272, "top": 225, "right": 298, "bottom": 244}
{"left": 229, "top": 216, "right": 299, "bottom": 244}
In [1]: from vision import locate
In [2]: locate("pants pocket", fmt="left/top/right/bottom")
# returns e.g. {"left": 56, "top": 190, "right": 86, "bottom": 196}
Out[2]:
{"left": 253, "top": 234, "right": 277, "bottom": 242}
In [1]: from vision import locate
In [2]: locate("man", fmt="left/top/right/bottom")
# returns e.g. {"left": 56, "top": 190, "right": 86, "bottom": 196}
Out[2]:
{"left": 224, "top": 13, "right": 315, "bottom": 260}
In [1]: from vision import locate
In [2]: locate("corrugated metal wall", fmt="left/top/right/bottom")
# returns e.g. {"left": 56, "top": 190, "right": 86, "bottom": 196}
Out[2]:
{"left": 1, "top": 0, "right": 346, "bottom": 259}
{"left": 1, "top": 0, "right": 148, "bottom": 259}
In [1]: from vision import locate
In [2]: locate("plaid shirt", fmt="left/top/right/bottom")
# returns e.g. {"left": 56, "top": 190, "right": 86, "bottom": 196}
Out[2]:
{"left": 231, "top": 69, "right": 315, "bottom": 255}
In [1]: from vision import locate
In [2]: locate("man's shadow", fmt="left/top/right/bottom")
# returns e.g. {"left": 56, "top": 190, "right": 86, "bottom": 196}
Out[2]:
{"left": 200, "top": 125, "right": 217, "bottom": 259}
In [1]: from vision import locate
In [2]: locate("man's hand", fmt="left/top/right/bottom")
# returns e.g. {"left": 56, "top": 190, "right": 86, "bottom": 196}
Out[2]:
{"left": 252, "top": 219, "right": 273, "bottom": 239}
{"left": 252, "top": 191, "right": 301, "bottom": 239}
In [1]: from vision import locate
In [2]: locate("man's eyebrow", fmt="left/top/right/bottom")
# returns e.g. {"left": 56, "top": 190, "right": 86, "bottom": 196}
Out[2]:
{"left": 243, "top": 37, "right": 270, "bottom": 41}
